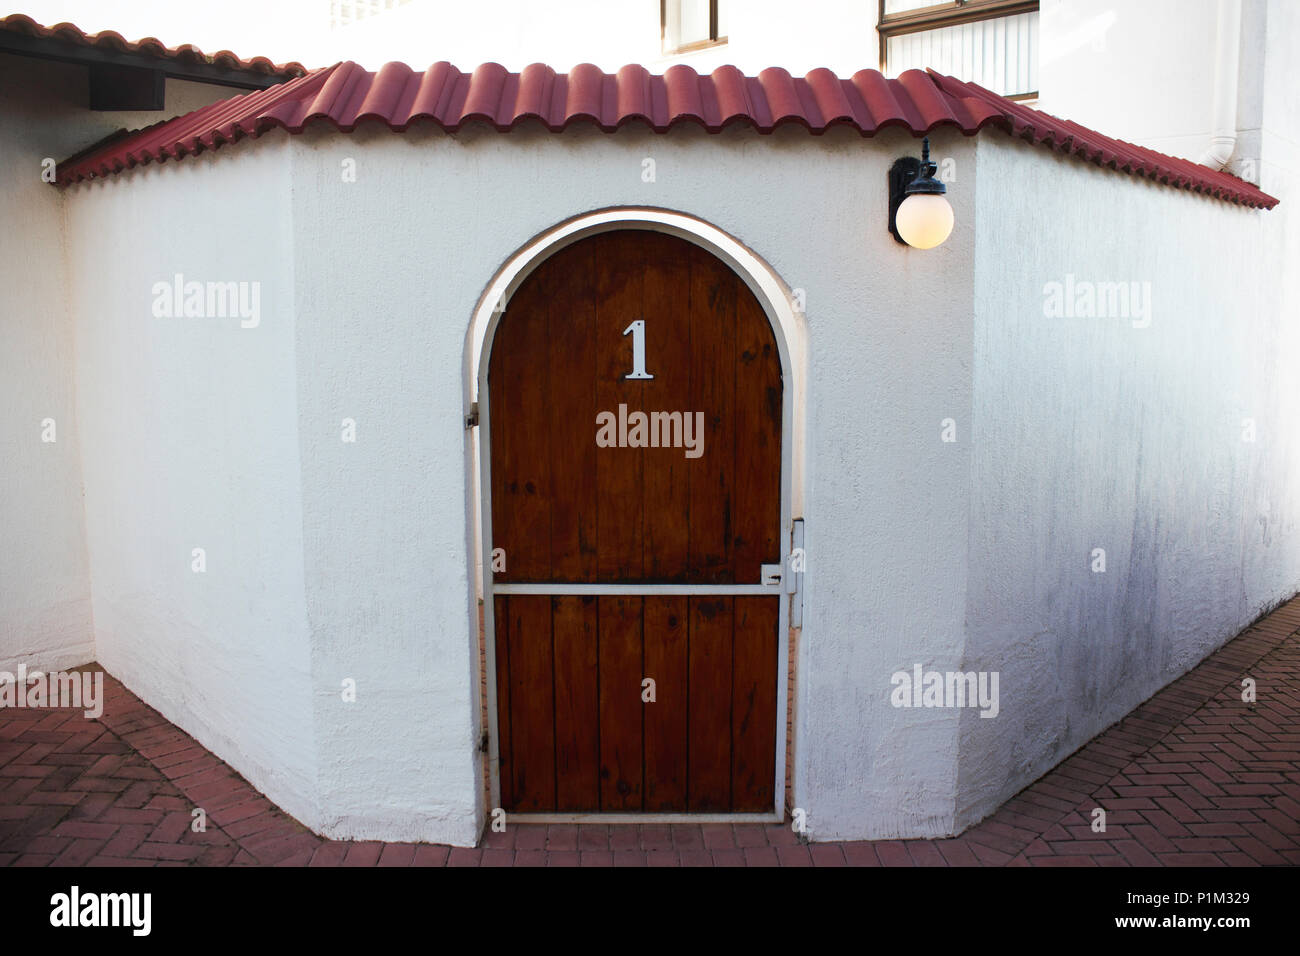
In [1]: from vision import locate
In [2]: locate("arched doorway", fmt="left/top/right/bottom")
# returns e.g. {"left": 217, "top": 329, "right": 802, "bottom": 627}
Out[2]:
{"left": 474, "top": 216, "right": 797, "bottom": 820}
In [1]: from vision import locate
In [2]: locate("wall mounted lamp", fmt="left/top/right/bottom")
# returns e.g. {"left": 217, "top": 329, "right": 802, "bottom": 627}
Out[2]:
{"left": 888, "top": 137, "right": 954, "bottom": 249}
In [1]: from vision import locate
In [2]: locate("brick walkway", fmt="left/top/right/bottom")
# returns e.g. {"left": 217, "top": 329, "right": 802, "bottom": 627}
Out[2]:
{"left": 2, "top": 599, "right": 1298, "bottom": 866}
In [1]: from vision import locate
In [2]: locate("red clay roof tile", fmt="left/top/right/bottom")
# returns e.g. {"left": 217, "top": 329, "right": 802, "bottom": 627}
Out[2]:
{"left": 1, "top": 13, "right": 308, "bottom": 78}
{"left": 927, "top": 71, "right": 1274, "bottom": 208}
{"left": 53, "top": 58, "right": 1277, "bottom": 209}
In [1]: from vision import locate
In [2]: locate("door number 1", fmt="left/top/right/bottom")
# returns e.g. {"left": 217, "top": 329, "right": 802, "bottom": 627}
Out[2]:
{"left": 623, "top": 320, "right": 654, "bottom": 380}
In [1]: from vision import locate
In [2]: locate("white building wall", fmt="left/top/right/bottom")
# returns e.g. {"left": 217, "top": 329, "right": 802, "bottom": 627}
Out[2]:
{"left": 957, "top": 0, "right": 1300, "bottom": 826}
{"left": 1037, "top": 0, "right": 1269, "bottom": 170}
{"left": 63, "top": 141, "right": 322, "bottom": 831}
{"left": 959, "top": 133, "right": 1300, "bottom": 828}
{"left": 283, "top": 120, "right": 978, "bottom": 843}
{"left": 1257, "top": 0, "right": 1300, "bottom": 200}
{"left": 0, "top": 53, "right": 238, "bottom": 675}
{"left": 39, "top": 7, "right": 1298, "bottom": 843}
{"left": 325, "top": 0, "right": 881, "bottom": 75}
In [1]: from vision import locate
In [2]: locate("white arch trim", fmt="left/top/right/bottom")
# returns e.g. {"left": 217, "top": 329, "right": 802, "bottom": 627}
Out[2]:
{"left": 462, "top": 207, "right": 808, "bottom": 821}
{"left": 464, "top": 205, "right": 807, "bottom": 517}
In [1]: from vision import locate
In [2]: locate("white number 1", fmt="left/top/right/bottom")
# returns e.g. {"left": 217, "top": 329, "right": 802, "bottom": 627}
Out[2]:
{"left": 623, "top": 320, "right": 654, "bottom": 380}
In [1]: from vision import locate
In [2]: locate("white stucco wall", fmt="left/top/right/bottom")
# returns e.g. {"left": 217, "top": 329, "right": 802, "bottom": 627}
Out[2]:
{"left": 1038, "top": 0, "right": 1273, "bottom": 173}
{"left": 4, "top": 0, "right": 1293, "bottom": 855}
{"left": 281, "top": 120, "right": 978, "bottom": 844}
{"left": 46, "top": 69, "right": 1297, "bottom": 848}
{"left": 956, "top": 0, "right": 1300, "bottom": 827}
{"left": 1257, "top": 0, "right": 1300, "bottom": 199}
{"left": 0, "top": 53, "right": 241, "bottom": 675}
{"left": 63, "top": 141, "right": 321, "bottom": 830}
{"left": 958, "top": 133, "right": 1300, "bottom": 828}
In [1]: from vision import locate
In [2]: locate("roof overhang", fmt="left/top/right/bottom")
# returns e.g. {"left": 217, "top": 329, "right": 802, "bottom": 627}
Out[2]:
{"left": 0, "top": 29, "right": 289, "bottom": 91}
{"left": 52, "top": 59, "right": 1279, "bottom": 210}
{"left": 0, "top": 14, "right": 307, "bottom": 110}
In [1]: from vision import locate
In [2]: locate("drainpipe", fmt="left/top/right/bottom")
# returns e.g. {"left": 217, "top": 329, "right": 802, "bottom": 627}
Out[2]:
{"left": 1199, "top": 0, "right": 1242, "bottom": 169}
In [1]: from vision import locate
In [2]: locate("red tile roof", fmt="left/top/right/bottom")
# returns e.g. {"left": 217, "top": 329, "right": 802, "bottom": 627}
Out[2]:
{"left": 926, "top": 72, "right": 1275, "bottom": 208}
{"left": 54, "top": 58, "right": 1277, "bottom": 209}
{"left": 1, "top": 13, "right": 308, "bottom": 79}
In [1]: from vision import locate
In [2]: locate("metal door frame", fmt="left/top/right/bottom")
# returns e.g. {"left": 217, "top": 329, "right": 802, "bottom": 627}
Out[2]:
{"left": 469, "top": 208, "right": 801, "bottom": 825}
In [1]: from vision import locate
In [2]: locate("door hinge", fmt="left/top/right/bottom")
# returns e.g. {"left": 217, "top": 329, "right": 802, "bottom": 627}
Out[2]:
{"left": 479, "top": 731, "right": 489, "bottom": 754}
{"left": 465, "top": 403, "right": 479, "bottom": 429}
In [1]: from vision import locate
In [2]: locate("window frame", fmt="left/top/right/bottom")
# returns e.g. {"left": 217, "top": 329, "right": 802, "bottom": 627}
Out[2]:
{"left": 661, "top": 0, "right": 728, "bottom": 56}
{"left": 878, "top": 0, "right": 1040, "bottom": 100}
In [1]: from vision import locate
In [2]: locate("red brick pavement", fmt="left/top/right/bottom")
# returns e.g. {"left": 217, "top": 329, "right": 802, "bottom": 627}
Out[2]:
{"left": 2, "top": 598, "right": 1298, "bottom": 866}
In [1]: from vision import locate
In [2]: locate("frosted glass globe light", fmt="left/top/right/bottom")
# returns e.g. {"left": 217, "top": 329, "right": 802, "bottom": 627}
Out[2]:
{"left": 896, "top": 193, "right": 954, "bottom": 250}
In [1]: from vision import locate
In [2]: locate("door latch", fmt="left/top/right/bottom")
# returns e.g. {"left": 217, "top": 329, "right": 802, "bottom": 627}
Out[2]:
{"left": 790, "top": 518, "right": 805, "bottom": 627}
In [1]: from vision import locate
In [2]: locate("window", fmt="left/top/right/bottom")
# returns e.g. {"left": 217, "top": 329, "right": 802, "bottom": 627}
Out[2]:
{"left": 662, "top": 0, "right": 728, "bottom": 55}
{"left": 879, "top": 0, "right": 1039, "bottom": 100}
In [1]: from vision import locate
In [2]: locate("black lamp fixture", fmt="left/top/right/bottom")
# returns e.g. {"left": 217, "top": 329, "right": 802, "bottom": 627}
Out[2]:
{"left": 888, "top": 137, "right": 954, "bottom": 249}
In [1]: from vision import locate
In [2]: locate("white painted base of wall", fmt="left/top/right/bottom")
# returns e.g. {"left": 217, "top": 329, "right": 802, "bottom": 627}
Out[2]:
{"left": 0, "top": 640, "right": 96, "bottom": 676}
{"left": 313, "top": 811, "right": 484, "bottom": 845}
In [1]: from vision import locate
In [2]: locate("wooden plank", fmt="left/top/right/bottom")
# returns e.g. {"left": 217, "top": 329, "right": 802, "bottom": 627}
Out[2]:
{"left": 688, "top": 596, "right": 733, "bottom": 811}
{"left": 488, "top": 229, "right": 784, "bottom": 820}
{"left": 731, "top": 596, "right": 779, "bottom": 812}
{"left": 643, "top": 596, "right": 688, "bottom": 810}
{"left": 640, "top": 233, "right": 693, "bottom": 581}
{"left": 687, "top": 252, "right": 736, "bottom": 583}
{"left": 491, "top": 272, "right": 552, "bottom": 582}
{"left": 546, "top": 240, "right": 598, "bottom": 583}
{"left": 506, "top": 595, "right": 555, "bottom": 811}
{"left": 493, "top": 595, "right": 513, "bottom": 811}
{"left": 732, "top": 282, "right": 782, "bottom": 584}
{"left": 594, "top": 231, "right": 646, "bottom": 582}
{"left": 598, "top": 595, "right": 644, "bottom": 810}
{"left": 552, "top": 595, "right": 600, "bottom": 810}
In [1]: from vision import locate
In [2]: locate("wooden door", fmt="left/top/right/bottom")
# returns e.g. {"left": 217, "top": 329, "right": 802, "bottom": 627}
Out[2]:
{"left": 487, "top": 229, "right": 783, "bottom": 814}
